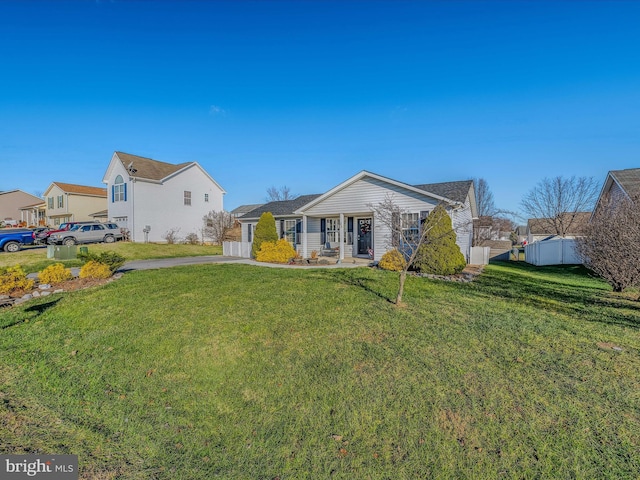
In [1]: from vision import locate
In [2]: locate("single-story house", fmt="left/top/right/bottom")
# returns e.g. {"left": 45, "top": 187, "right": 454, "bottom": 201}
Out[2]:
{"left": 103, "top": 151, "right": 225, "bottom": 243}
{"left": 239, "top": 170, "right": 476, "bottom": 262}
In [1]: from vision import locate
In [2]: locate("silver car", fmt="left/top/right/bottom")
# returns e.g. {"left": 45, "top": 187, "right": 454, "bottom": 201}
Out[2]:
{"left": 49, "top": 222, "right": 123, "bottom": 246}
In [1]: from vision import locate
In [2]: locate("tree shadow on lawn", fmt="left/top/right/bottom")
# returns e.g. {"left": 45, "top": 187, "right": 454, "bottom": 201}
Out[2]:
{"left": 474, "top": 262, "right": 640, "bottom": 329}
{"left": 327, "top": 269, "right": 397, "bottom": 304}
{"left": 0, "top": 298, "right": 61, "bottom": 330}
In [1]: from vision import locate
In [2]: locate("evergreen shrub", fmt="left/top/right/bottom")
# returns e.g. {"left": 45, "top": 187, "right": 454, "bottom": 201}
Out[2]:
{"left": 79, "top": 261, "right": 112, "bottom": 279}
{"left": 414, "top": 205, "right": 466, "bottom": 275}
{"left": 256, "top": 239, "right": 297, "bottom": 263}
{"left": 39, "top": 263, "right": 73, "bottom": 284}
{"left": 251, "top": 212, "right": 278, "bottom": 258}
{"left": 379, "top": 249, "right": 407, "bottom": 272}
{"left": 0, "top": 265, "right": 34, "bottom": 294}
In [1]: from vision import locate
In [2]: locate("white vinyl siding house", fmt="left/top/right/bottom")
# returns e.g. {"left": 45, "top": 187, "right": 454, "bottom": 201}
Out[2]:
{"left": 239, "top": 171, "right": 476, "bottom": 262}
{"left": 103, "top": 152, "right": 225, "bottom": 243}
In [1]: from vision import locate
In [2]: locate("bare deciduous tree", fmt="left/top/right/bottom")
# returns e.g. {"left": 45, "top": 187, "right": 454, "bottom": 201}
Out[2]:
{"left": 266, "top": 186, "right": 297, "bottom": 202}
{"left": 370, "top": 195, "right": 457, "bottom": 305}
{"left": 575, "top": 194, "right": 640, "bottom": 294}
{"left": 521, "top": 176, "right": 599, "bottom": 237}
{"left": 475, "top": 178, "right": 496, "bottom": 217}
{"left": 203, "top": 210, "right": 235, "bottom": 245}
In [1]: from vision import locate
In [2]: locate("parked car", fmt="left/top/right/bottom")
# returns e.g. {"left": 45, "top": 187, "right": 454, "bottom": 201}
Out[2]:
{"left": 0, "top": 228, "right": 35, "bottom": 252}
{"left": 48, "top": 222, "right": 123, "bottom": 246}
{"left": 39, "top": 221, "right": 94, "bottom": 244}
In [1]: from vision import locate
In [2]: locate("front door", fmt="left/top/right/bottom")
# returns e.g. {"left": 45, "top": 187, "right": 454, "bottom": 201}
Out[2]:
{"left": 357, "top": 218, "right": 372, "bottom": 255}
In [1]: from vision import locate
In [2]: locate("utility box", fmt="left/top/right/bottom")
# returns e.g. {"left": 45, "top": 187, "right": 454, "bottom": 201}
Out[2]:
{"left": 52, "top": 245, "right": 77, "bottom": 260}
{"left": 46, "top": 245, "right": 55, "bottom": 259}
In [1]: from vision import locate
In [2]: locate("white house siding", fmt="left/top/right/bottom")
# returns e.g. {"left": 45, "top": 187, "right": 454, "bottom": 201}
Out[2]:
{"left": 303, "top": 177, "right": 441, "bottom": 261}
{"left": 130, "top": 166, "right": 223, "bottom": 243}
{"left": 450, "top": 197, "right": 473, "bottom": 262}
{"left": 106, "top": 161, "right": 224, "bottom": 243}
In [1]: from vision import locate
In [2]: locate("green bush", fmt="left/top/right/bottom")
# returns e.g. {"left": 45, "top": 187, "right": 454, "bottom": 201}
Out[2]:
{"left": 379, "top": 249, "right": 407, "bottom": 272}
{"left": 414, "top": 204, "right": 466, "bottom": 275}
{"left": 256, "top": 239, "right": 297, "bottom": 264}
{"left": 78, "top": 251, "right": 126, "bottom": 273}
{"left": 251, "top": 212, "right": 278, "bottom": 258}
{"left": 79, "top": 261, "right": 113, "bottom": 279}
{"left": 39, "top": 263, "right": 73, "bottom": 284}
{"left": 0, "top": 265, "right": 34, "bottom": 294}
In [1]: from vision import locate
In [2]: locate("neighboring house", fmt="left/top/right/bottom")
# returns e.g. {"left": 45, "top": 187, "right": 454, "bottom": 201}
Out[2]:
{"left": 594, "top": 168, "right": 640, "bottom": 211}
{"left": 103, "top": 151, "right": 225, "bottom": 243}
{"left": 231, "top": 204, "right": 264, "bottom": 218}
{"left": 19, "top": 201, "right": 47, "bottom": 226}
{"left": 239, "top": 170, "right": 476, "bottom": 262}
{"left": 0, "top": 190, "right": 43, "bottom": 226}
{"left": 526, "top": 212, "right": 591, "bottom": 244}
{"left": 43, "top": 182, "right": 108, "bottom": 227}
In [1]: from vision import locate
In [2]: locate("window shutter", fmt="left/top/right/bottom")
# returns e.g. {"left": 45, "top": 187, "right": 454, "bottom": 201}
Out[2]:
{"left": 347, "top": 217, "right": 353, "bottom": 245}
{"left": 320, "top": 218, "right": 326, "bottom": 245}
{"left": 111, "top": 185, "right": 115, "bottom": 203}
{"left": 248, "top": 224, "right": 252, "bottom": 242}
{"left": 124, "top": 183, "right": 127, "bottom": 201}
{"left": 280, "top": 219, "right": 285, "bottom": 238}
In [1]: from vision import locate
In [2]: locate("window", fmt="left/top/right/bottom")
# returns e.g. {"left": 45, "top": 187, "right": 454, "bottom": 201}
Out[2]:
{"left": 247, "top": 224, "right": 253, "bottom": 242}
{"left": 326, "top": 218, "right": 339, "bottom": 243}
{"left": 113, "top": 175, "right": 126, "bottom": 202}
{"left": 401, "top": 213, "right": 420, "bottom": 243}
{"left": 204, "top": 193, "right": 209, "bottom": 202}
{"left": 324, "top": 218, "right": 351, "bottom": 244}
{"left": 184, "top": 191, "right": 192, "bottom": 206}
{"left": 47, "top": 197, "right": 53, "bottom": 209}
{"left": 57, "top": 195, "right": 64, "bottom": 208}
{"left": 284, "top": 219, "right": 297, "bottom": 244}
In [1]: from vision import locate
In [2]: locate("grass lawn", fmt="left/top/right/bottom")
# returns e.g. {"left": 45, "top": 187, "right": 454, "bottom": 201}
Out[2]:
{"left": 0, "top": 262, "right": 639, "bottom": 478}
{"left": 0, "top": 242, "right": 222, "bottom": 274}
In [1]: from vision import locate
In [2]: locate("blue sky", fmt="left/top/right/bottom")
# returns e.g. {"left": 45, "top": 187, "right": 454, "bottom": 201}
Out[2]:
{"left": 1, "top": 1, "right": 639, "bottom": 216}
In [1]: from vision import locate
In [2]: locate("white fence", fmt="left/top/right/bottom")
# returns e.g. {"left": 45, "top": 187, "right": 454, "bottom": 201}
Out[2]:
{"left": 524, "top": 239, "right": 581, "bottom": 266}
{"left": 223, "top": 241, "right": 252, "bottom": 258}
{"left": 470, "top": 246, "right": 490, "bottom": 265}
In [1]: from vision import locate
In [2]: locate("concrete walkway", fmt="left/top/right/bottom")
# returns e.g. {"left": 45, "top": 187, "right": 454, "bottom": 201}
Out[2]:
{"left": 118, "top": 255, "right": 371, "bottom": 272}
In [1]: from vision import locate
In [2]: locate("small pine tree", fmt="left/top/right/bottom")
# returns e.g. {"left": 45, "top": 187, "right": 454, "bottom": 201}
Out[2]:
{"left": 414, "top": 205, "right": 466, "bottom": 275}
{"left": 251, "top": 212, "right": 278, "bottom": 258}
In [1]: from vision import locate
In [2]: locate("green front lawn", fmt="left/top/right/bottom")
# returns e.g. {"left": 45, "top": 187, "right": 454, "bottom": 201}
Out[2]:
{"left": 0, "top": 262, "right": 638, "bottom": 478}
{"left": 0, "top": 242, "right": 222, "bottom": 273}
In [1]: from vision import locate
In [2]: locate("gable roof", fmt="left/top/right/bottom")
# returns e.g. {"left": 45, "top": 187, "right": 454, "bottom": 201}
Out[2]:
{"left": 240, "top": 194, "right": 322, "bottom": 219}
{"left": 47, "top": 182, "right": 107, "bottom": 197}
{"left": 527, "top": 212, "right": 591, "bottom": 235}
{"left": 231, "top": 204, "right": 264, "bottom": 216}
{"left": 609, "top": 168, "right": 640, "bottom": 199}
{"left": 295, "top": 171, "right": 471, "bottom": 214}
{"left": 115, "top": 151, "right": 193, "bottom": 182}
{"left": 413, "top": 180, "right": 474, "bottom": 204}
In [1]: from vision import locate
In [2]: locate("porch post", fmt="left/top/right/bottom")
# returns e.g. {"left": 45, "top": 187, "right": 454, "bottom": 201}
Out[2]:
{"left": 302, "top": 215, "right": 308, "bottom": 258}
{"left": 339, "top": 213, "right": 345, "bottom": 261}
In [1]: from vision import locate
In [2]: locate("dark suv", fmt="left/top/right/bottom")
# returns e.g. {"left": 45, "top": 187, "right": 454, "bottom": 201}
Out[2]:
{"left": 48, "top": 222, "right": 124, "bottom": 246}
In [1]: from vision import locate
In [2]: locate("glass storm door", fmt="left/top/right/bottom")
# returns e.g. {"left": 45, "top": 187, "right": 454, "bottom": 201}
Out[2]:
{"left": 357, "top": 218, "right": 372, "bottom": 255}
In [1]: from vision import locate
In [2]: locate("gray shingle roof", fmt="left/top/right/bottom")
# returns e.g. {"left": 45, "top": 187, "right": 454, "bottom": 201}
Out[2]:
{"left": 240, "top": 194, "right": 322, "bottom": 219}
{"left": 610, "top": 168, "right": 640, "bottom": 198}
{"left": 413, "top": 180, "right": 473, "bottom": 203}
{"left": 231, "top": 204, "right": 264, "bottom": 216}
